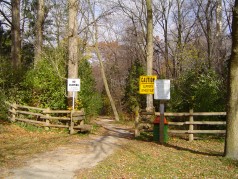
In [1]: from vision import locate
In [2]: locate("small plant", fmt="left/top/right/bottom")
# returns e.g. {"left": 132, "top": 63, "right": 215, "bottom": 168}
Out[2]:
{"left": 16, "top": 122, "right": 44, "bottom": 132}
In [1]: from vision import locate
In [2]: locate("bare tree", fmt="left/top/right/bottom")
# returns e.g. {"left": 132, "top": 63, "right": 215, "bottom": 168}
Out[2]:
{"left": 88, "top": 0, "right": 120, "bottom": 121}
{"left": 169, "top": 0, "right": 197, "bottom": 77}
{"left": 154, "top": 0, "right": 173, "bottom": 78}
{"left": 223, "top": 0, "right": 234, "bottom": 34}
{"left": 115, "top": 0, "right": 147, "bottom": 63}
{"left": 194, "top": 0, "right": 218, "bottom": 69}
{"left": 50, "top": 0, "right": 68, "bottom": 46}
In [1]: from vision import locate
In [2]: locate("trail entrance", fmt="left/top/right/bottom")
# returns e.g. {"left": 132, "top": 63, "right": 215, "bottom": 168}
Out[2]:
{"left": 3, "top": 118, "right": 133, "bottom": 179}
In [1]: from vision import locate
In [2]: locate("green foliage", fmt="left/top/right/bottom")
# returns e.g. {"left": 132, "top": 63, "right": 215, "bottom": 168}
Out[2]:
{"left": 0, "top": 29, "right": 11, "bottom": 56}
{"left": 0, "top": 41, "right": 102, "bottom": 116}
{"left": 123, "top": 60, "right": 146, "bottom": 113}
{"left": 21, "top": 42, "right": 34, "bottom": 67}
{"left": 100, "top": 90, "right": 113, "bottom": 116}
{"left": 78, "top": 59, "right": 103, "bottom": 116}
{"left": 16, "top": 122, "right": 45, "bottom": 132}
{"left": 168, "top": 69, "right": 226, "bottom": 112}
{"left": 0, "top": 90, "right": 7, "bottom": 120}
{"left": 0, "top": 55, "right": 28, "bottom": 119}
{"left": 20, "top": 45, "right": 67, "bottom": 109}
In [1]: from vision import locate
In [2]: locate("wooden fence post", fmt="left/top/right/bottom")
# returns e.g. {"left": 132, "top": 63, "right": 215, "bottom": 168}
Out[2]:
{"left": 134, "top": 106, "right": 140, "bottom": 137}
{"left": 45, "top": 107, "right": 50, "bottom": 130}
{"left": 189, "top": 108, "right": 194, "bottom": 141}
{"left": 10, "top": 103, "right": 17, "bottom": 122}
{"left": 80, "top": 109, "right": 84, "bottom": 126}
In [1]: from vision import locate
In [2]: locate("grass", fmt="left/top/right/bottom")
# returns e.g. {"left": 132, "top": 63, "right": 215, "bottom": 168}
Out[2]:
{"left": 78, "top": 136, "right": 238, "bottom": 178}
{"left": 0, "top": 120, "right": 79, "bottom": 169}
{"left": 1, "top": 118, "right": 238, "bottom": 178}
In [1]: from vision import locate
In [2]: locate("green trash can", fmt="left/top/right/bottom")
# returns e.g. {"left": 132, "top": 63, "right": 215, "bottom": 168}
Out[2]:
{"left": 153, "top": 116, "right": 168, "bottom": 143}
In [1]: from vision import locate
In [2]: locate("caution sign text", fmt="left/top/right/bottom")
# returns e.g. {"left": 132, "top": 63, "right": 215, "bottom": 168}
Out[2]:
{"left": 139, "top": 76, "right": 157, "bottom": 94}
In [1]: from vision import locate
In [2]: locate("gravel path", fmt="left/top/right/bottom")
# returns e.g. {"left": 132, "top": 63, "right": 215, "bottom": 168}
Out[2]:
{"left": 4, "top": 119, "right": 133, "bottom": 179}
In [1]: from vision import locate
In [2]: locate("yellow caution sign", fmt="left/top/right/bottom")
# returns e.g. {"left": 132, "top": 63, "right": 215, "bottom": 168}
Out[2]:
{"left": 139, "top": 76, "right": 157, "bottom": 94}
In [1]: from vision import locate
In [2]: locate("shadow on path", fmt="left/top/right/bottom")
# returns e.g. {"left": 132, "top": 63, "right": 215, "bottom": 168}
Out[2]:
{"left": 164, "top": 143, "right": 223, "bottom": 157}
{"left": 3, "top": 118, "right": 133, "bottom": 179}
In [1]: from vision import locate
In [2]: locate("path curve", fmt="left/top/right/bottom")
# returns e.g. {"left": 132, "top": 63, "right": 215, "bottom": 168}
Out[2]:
{"left": 4, "top": 118, "right": 133, "bottom": 179}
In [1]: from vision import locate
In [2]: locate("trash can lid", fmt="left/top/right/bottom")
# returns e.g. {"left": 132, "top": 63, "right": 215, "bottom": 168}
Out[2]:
{"left": 153, "top": 116, "right": 168, "bottom": 124}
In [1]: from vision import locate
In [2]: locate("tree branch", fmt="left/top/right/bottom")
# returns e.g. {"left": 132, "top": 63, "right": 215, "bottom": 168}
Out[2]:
{"left": 0, "top": 9, "right": 12, "bottom": 26}
{"left": 0, "top": 0, "right": 11, "bottom": 6}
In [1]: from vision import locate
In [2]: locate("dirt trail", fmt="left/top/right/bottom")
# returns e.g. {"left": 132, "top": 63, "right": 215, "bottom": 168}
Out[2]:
{"left": 3, "top": 118, "right": 133, "bottom": 179}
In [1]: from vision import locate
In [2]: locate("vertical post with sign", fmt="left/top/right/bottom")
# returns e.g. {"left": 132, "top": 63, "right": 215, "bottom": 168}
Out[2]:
{"left": 67, "top": 78, "right": 80, "bottom": 110}
{"left": 154, "top": 79, "right": 170, "bottom": 144}
{"left": 137, "top": 76, "right": 156, "bottom": 137}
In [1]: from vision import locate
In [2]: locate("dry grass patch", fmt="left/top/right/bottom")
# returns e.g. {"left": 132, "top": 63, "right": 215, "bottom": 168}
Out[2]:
{"left": 0, "top": 120, "right": 79, "bottom": 169}
{"left": 77, "top": 137, "right": 238, "bottom": 178}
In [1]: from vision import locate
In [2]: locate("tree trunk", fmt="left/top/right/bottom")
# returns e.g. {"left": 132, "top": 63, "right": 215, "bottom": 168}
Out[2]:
{"left": 205, "top": 0, "right": 212, "bottom": 69}
{"left": 146, "top": 0, "right": 154, "bottom": 112}
{"left": 216, "top": 0, "right": 223, "bottom": 73}
{"left": 34, "top": 0, "right": 45, "bottom": 67}
{"left": 67, "top": 0, "right": 79, "bottom": 107}
{"left": 11, "top": 0, "right": 21, "bottom": 69}
{"left": 95, "top": 45, "right": 120, "bottom": 121}
{"left": 89, "top": 1, "right": 120, "bottom": 121}
{"left": 176, "top": 0, "right": 182, "bottom": 78}
{"left": 225, "top": 0, "right": 238, "bottom": 160}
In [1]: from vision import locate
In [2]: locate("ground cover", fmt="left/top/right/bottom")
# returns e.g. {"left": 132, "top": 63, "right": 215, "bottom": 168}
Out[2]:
{"left": 1, "top": 119, "right": 238, "bottom": 178}
{"left": 77, "top": 136, "right": 238, "bottom": 178}
{"left": 0, "top": 120, "right": 80, "bottom": 170}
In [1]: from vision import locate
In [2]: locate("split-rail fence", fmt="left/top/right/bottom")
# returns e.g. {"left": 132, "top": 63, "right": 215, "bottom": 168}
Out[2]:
{"left": 135, "top": 109, "right": 226, "bottom": 141}
{"left": 7, "top": 103, "right": 91, "bottom": 134}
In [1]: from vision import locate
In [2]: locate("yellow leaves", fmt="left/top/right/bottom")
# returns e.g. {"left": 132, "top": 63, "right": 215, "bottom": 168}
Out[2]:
{"left": 67, "top": 99, "right": 83, "bottom": 110}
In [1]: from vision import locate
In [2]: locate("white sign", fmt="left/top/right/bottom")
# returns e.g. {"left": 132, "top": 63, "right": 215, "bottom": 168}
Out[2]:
{"left": 67, "top": 78, "right": 80, "bottom": 92}
{"left": 154, "top": 80, "right": 170, "bottom": 100}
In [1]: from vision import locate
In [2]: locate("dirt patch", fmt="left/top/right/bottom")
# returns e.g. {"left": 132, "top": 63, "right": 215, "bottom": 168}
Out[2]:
{"left": 0, "top": 122, "right": 75, "bottom": 169}
{"left": 1, "top": 119, "right": 133, "bottom": 178}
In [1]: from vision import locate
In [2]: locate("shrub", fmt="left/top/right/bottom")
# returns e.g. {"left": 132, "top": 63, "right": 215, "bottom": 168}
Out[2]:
{"left": 123, "top": 60, "right": 146, "bottom": 113}
{"left": 78, "top": 59, "right": 103, "bottom": 116}
{"left": 168, "top": 69, "right": 226, "bottom": 112}
{"left": 20, "top": 45, "right": 67, "bottom": 109}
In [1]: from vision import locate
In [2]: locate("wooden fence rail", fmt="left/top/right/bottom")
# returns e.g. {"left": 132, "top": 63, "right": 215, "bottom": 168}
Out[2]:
{"left": 7, "top": 103, "right": 91, "bottom": 134}
{"left": 136, "top": 108, "right": 226, "bottom": 141}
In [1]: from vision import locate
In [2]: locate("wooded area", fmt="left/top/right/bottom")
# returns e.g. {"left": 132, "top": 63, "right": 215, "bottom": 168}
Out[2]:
{"left": 1, "top": 0, "right": 238, "bottom": 159}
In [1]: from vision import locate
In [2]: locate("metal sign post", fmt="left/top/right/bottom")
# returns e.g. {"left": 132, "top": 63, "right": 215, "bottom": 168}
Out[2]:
{"left": 72, "top": 91, "right": 75, "bottom": 110}
{"left": 160, "top": 101, "right": 165, "bottom": 144}
{"left": 154, "top": 79, "right": 170, "bottom": 144}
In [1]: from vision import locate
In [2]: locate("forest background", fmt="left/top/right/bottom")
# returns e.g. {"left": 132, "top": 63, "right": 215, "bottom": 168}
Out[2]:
{"left": 0, "top": 0, "right": 232, "bottom": 120}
